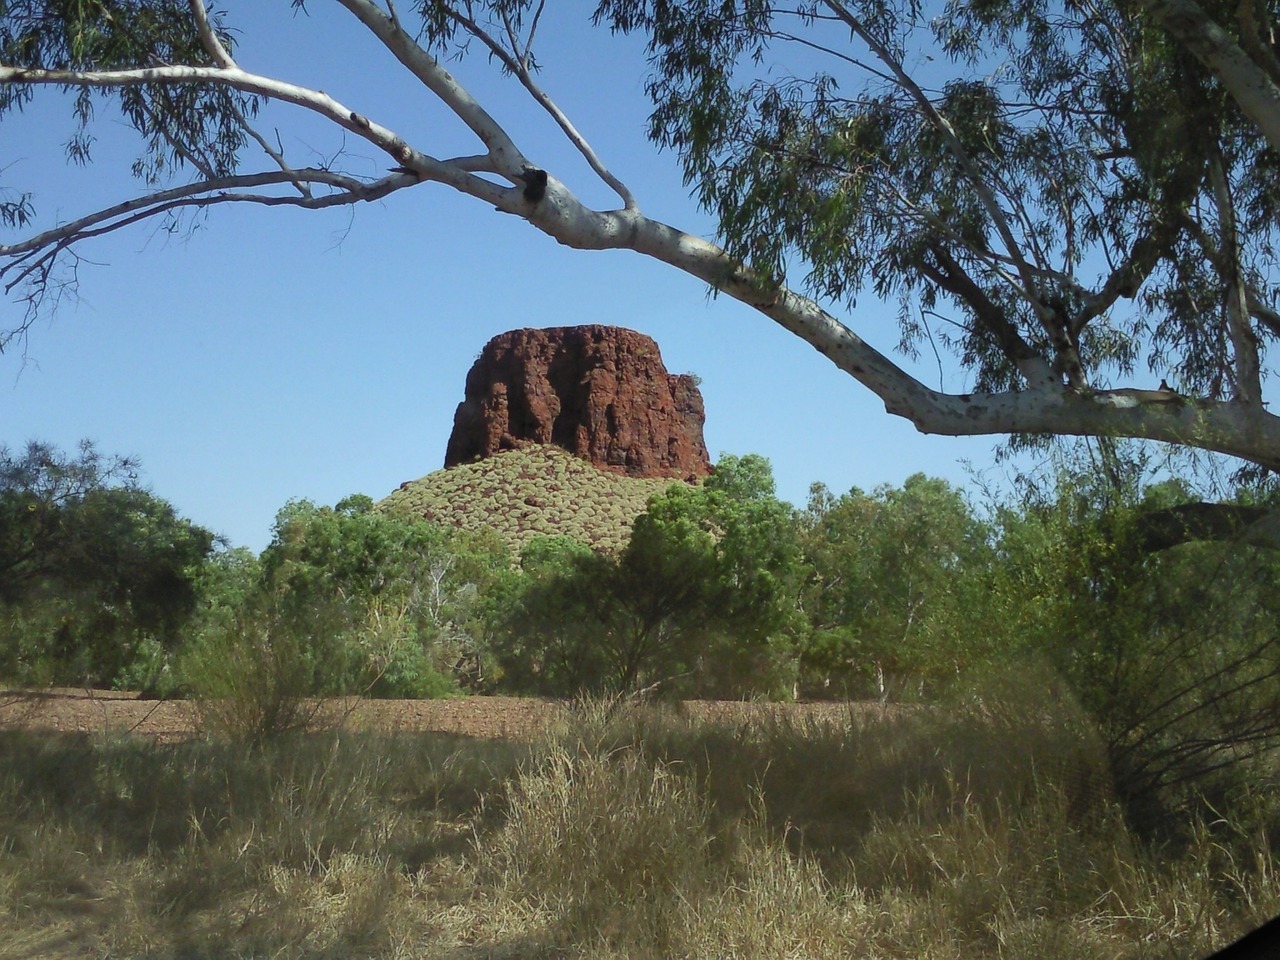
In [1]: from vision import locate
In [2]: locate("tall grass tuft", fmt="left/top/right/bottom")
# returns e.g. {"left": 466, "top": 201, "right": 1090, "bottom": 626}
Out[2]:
{"left": 489, "top": 745, "right": 719, "bottom": 952}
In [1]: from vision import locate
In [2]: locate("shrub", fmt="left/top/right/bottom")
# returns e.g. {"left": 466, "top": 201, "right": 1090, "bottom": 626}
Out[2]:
{"left": 181, "top": 599, "right": 343, "bottom": 742}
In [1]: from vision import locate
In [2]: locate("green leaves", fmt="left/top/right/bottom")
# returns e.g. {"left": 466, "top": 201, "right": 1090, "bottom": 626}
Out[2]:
{"left": 799, "top": 473, "right": 996, "bottom": 698}
{"left": 988, "top": 452, "right": 1280, "bottom": 824}
{"left": 1, "top": 1, "right": 257, "bottom": 180}
{"left": 252, "top": 496, "right": 512, "bottom": 697}
{"left": 494, "top": 453, "right": 804, "bottom": 698}
{"left": 0, "top": 439, "right": 214, "bottom": 687}
{"left": 597, "top": 0, "right": 1280, "bottom": 406}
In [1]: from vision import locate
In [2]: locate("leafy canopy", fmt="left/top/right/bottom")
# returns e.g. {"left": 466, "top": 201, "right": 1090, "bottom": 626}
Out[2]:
{"left": 0, "top": 0, "right": 254, "bottom": 182}
{"left": 800, "top": 472, "right": 996, "bottom": 697}
{"left": 596, "top": 0, "right": 1279, "bottom": 402}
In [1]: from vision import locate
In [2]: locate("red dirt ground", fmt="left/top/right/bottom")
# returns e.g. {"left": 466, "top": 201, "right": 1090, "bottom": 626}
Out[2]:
{"left": 0, "top": 688, "right": 879, "bottom": 742}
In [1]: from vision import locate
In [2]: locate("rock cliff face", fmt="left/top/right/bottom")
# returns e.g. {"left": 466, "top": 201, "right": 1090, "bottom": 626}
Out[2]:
{"left": 444, "top": 325, "right": 712, "bottom": 480}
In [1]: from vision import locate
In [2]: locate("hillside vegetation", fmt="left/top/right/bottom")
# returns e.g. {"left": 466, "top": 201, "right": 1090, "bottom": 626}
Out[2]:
{"left": 378, "top": 445, "right": 686, "bottom": 553}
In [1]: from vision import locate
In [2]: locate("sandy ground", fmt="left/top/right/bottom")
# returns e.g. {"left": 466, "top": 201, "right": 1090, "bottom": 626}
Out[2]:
{"left": 0, "top": 688, "right": 562, "bottom": 742}
{"left": 0, "top": 688, "right": 879, "bottom": 742}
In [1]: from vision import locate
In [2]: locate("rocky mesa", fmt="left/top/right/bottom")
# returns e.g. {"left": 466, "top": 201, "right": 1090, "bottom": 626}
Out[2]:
{"left": 444, "top": 325, "right": 712, "bottom": 480}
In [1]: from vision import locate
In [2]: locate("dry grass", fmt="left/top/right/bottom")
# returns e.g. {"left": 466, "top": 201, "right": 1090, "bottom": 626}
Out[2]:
{"left": 1, "top": 696, "right": 1276, "bottom": 959}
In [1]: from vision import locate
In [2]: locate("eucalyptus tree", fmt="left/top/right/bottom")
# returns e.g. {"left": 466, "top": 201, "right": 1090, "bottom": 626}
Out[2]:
{"left": 4, "top": 1, "right": 1280, "bottom": 472}
{"left": 990, "top": 461, "right": 1280, "bottom": 824}
{"left": 800, "top": 473, "right": 995, "bottom": 699}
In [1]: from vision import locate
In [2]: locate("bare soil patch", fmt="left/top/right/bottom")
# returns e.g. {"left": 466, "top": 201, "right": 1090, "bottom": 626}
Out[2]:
{"left": 0, "top": 688, "right": 883, "bottom": 741}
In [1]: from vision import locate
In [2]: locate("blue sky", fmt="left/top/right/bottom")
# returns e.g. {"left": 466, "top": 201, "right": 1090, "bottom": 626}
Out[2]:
{"left": 2, "top": 3, "right": 1015, "bottom": 551}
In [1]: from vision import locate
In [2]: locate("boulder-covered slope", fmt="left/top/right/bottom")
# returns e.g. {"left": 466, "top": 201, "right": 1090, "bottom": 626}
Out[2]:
{"left": 444, "top": 325, "right": 712, "bottom": 481}
{"left": 380, "top": 446, "right": 682, "bottom": 555}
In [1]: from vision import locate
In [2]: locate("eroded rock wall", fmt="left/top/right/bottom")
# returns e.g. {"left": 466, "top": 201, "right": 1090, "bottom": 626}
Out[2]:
{"left": 444, "top": 325, "right": 712, "bottom": 480}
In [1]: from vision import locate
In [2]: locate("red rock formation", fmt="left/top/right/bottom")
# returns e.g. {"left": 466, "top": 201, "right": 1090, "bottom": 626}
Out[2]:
{"left": 445, "top": 326, "right": 712, "bottom": 480}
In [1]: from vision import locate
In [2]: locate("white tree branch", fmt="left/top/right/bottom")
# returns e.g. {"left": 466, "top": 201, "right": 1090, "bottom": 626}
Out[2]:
{"left": 237, "top": 110, "right": 310, "bottom": 198}
{"left": 0, "top": 169, "right": 406, "bottom": 266}
{"left": 1248, "top": 291, "right": 1280, "bottom": 338}
{"left": 602, "top": 213, "right": 1280, "bottom": 471}
{"left": 4, "top": 4, "right": 1280, "bottom": 471}
{"left": 332, "top": 0, "right": 529, "bottom": 178}
{"left": 188, "top": 0, "right": 236, "bottom": 70}
{"left": 0, "top": 62, "right": 404, "bottom": 157}
{"left": 0, "top": 60, "right": 520, "bottom": 209}
{"left": 444, "top": 5, "right": 638, "bottom": 209}
{"left": 1143, "top": 0, "right": 1280, "bottom": 155}
{"left": 1208, "top": 144, "right": 1263, "bottom": 404}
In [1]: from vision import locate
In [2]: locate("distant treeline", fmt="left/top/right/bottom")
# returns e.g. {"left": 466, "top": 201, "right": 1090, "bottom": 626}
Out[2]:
{"left": 4, "top": 439, "right": 1280, "bottom": 829}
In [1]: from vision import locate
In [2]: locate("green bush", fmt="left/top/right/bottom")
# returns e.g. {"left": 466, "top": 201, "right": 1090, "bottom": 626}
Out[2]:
{"left": 0, "top": 440, "right": 215, "bottom": 689}
{"left": 798, "top": 474, "right": 1000, "bottom": 701}
{"left": 357, "top": 598, "right": 460, "bottom": 700}
{"left": 180, "top": 597, "right": 348, "bottom": 742}
{"left": 254, "top": 496, "right": 506, "bottom": 697}
{"left": 991, "top": 460, "right": 1280, "bottom": 838}
{"left": 492, "top": 455, "right": 805, "bottom": 699}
